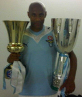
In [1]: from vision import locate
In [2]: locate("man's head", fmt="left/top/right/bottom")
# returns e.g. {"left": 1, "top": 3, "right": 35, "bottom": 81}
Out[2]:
{"left": 28, "top": 2, "right": 47, "bottom": 32}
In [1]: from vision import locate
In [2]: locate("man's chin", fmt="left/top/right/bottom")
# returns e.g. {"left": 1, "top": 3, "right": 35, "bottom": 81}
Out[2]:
{"left": 35, "top": 25, "right": 43, "bottom": 29}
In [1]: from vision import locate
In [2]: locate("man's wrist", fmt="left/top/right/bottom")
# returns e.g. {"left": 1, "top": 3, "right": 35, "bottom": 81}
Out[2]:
{"left": 67, "top": 76, "right": 75, "bottom": 82}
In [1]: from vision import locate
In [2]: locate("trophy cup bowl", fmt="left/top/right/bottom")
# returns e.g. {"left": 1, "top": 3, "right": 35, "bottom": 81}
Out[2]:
{"left": 3, "top": 20, "right": 29, "bottom": 79}
{"left": 51, "top": 18, "right": 81, "bottom": 91}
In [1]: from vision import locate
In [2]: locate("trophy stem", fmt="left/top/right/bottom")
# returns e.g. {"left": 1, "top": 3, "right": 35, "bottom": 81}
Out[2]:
{"left": 51, "top": 53, "right": 69, "bottom": 91}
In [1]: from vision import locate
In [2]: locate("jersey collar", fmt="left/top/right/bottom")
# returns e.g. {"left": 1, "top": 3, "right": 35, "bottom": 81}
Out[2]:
{"left": 29, "top": 25, "right": 45, "bottom": 36}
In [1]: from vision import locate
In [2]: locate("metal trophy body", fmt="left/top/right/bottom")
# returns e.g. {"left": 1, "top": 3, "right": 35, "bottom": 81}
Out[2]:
{"left": 3, "top": 20, "right": 29, "bottom": 93}
{"left": 51, "top": 18, "right": 81, "bottom": 91}
{"left": 3, "top": 20, "right": 29, "bottom": 79}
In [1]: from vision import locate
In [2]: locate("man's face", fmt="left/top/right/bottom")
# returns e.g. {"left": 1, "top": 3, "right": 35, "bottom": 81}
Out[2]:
{"left": 28, "top": 5, "right": 46, "bottom": 30}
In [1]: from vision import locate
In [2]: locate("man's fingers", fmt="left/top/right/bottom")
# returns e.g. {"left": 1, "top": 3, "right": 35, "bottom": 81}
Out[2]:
{"left": 11, "top": 53, "right": 20, "bottom": 57}
{"left": 59, "top": 83, "right": 66, "bottom": 90}
{"left": 7, "top": 53, "right": 20, "bottom": 63}
{"left": 65, "top": 86, "right": 75, "bottom": 94}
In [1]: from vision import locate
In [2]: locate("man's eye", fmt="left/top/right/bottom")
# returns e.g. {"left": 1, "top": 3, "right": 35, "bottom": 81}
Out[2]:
{"left": 32, "top": 14, "right": 36, "bottom": 17}
{"left": 40, "top": 15, "right": 43, "bottom": 17}
{"left": 39, "top": 14, "right": 44, "bottom": 17}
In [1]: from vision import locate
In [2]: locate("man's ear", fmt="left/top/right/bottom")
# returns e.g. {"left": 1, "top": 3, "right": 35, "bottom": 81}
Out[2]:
{"left": 45, "top": 11, "right": 47, "bottom": 18}
{"left": 27, "top": 12, "right": 30, "bottom": 18}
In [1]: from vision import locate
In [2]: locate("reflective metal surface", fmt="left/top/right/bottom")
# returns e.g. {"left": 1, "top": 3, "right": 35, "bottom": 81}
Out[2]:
{"left": 51, "top": 18, "right": 81, "bottom": 91}
{"left": 52, "top": 54, "right": 68, "bottom": 90}
{"left": 3, "top": 21, "right": 29, "bottom": 53}
{"left": 3, "top": 20, "right": 29, "bottom": 79}
{"left": 52, "top": 18, "right": 81, "bottom": 53}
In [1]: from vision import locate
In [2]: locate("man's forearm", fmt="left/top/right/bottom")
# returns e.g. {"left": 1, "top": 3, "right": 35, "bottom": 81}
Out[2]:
{"left": 68, "top": 51, "right": 77, "bottom": 81}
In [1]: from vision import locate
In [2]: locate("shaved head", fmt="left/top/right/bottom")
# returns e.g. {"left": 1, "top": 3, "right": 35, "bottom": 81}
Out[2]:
{"left": 28, "top": 2, "right": 46, "bottom": 12}
{"left": 27, "top": 2, "right": 47, "bottom": 32}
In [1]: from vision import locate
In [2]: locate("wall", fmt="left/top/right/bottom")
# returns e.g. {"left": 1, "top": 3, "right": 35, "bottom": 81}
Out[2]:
{"left": 0, "top": 0, "right": 82, "bottom": 97}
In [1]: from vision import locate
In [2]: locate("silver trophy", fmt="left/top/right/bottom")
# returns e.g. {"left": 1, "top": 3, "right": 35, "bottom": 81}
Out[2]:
{"left": 51, "top": 18, "right": 81, "bottom": 91}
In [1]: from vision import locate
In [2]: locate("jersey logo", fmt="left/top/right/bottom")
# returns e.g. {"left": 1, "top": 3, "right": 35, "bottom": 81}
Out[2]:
{"left": 6, "top": 70, "right": 12, "bottom": 78}
{"left": 46, "top": 36, "right": 54, "bottom": 47}
{"left": 23, "top": 43, "right": 28, "bottom": 47}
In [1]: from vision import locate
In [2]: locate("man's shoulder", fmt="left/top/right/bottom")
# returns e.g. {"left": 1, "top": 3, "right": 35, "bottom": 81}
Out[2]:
{"left": 44, "top": 26, "right": 52, "bottom": 32}
{"left": 44, "top": 26, "right": 53, "bottom": 36}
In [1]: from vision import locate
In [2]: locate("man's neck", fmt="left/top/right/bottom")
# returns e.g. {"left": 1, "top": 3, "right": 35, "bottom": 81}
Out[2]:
{"left": 30, "top": 26, "right": 43, "bottom": 32}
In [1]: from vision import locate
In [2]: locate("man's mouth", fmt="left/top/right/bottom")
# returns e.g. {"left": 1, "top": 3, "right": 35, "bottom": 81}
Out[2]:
{"left": 35, "top": 22, "right": 41, "bottom": 26}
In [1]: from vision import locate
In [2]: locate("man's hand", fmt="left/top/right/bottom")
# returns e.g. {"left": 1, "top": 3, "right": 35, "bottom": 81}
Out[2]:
{"left": 60, "top": 78, "right": 75, "bottom": 95}
{"left": 7, "top": 53, "right": 20, "bottom": 63}
{"left": 59, "top": 51, "right": 77, "bottom": 95}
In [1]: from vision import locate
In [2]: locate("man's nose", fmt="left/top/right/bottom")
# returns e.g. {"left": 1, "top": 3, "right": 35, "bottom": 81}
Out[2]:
{"left": 36, "top": 16, "right": 40, "bottom": 21}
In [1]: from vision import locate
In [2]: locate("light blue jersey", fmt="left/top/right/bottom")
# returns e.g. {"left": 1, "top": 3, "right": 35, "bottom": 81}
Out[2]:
{"left": 19, "top": 26, "right": 58, "bottom": 96}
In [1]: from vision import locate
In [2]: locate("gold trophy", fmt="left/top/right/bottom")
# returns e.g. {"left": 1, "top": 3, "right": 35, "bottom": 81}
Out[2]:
{"left": 3, "top": 20, "right": 29, "bottom": 79}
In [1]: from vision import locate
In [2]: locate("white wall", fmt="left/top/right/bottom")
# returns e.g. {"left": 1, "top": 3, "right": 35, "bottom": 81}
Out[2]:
{"left": 0, "top": 0, "right": 82, "bottom": 97}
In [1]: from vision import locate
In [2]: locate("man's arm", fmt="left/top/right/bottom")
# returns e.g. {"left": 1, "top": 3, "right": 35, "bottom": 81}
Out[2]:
{"left": 60, "top": 51, "right": 77, "bottom": 94}
{"left": 68, "top": 51, "right": 77, "bottom": 81}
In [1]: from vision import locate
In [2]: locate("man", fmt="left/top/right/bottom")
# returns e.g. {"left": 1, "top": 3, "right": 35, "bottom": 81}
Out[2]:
{"left": 7, "top": 2, "right": 77, "bottom": 97}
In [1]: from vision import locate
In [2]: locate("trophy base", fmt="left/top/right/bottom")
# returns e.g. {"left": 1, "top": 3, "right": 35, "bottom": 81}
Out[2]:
{"left": 51, "top": 85, "right": 59, "bottom": 91}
